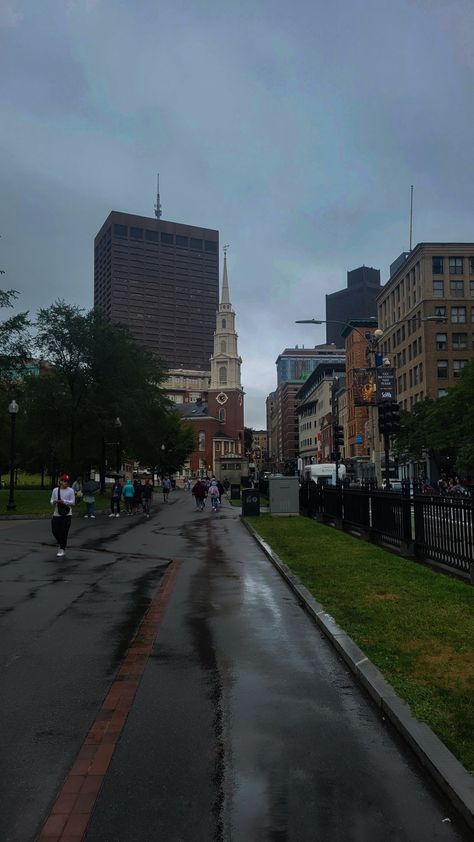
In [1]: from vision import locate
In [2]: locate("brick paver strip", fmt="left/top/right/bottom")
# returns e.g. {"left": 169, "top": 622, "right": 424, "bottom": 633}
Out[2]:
{"left": 36, "top": 559, "right": 181, "bottom": 842}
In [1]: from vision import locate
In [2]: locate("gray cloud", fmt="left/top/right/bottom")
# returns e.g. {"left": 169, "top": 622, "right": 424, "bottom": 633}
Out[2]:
{"left": 1, "top": 0, "right": 474, "bottom": 426}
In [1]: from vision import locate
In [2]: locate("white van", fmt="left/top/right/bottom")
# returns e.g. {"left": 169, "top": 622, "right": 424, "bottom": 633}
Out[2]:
{"left": 303, "top": 463, "right": 346, "bottom": 486}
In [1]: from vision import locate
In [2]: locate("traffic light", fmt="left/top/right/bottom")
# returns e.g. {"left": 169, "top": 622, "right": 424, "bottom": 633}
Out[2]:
{"left": 378, "top": 402, "right": 400, "bottom": 436}
{"left": 391, "top": 402, "right": 401, "bottom": 433}
{"left": 333, "top": 424, "right": 344, "bottom": 449}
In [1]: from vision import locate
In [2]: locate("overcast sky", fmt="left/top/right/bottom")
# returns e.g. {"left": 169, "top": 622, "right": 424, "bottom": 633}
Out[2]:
{"left": 1, "top": 0, "right": 474, "bottom": 427}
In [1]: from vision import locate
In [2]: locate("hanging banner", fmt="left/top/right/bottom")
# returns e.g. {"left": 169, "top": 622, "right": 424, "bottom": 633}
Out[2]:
{"left": 375, "top": 367, "right": 396, "bottom": 402}
{"left": 353, "top": 368, "right": 377, "bottom": 406}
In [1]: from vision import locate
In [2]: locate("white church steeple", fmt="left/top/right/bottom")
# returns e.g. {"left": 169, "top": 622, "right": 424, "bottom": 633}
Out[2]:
{"left": 209, "top": 248, "right": 242, "bottom": 391}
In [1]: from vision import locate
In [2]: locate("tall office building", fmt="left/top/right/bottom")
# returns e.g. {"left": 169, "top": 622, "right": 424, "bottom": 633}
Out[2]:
{"left": 325, "top": 266, "right": 381, "bottom": 345}
{"left": 269, "top": 344, "right": 345, "bottom": 467}
{"left": 94, "top": 211, "right": 219, "bottom": 370}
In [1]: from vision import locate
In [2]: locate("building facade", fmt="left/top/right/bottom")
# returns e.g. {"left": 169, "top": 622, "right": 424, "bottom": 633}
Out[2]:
{"left": 325, "top": 266, "right": 381, "bottom": 345}
{"left": 377, "top": 243, "right": 474, "bottom": 410}
{"left": 296, "top": 362, "right": 345, "bottom": 466}
{"left": 94, "top": 211, "right": 219, "bottom": 371}
{"left": 271, "top": 345, "right": 345, "bottom": 468}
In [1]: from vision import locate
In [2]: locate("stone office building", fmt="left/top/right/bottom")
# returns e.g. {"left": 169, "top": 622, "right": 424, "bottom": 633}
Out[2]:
{"left": 377, "top": 243, "right": 474, "bottom": 411}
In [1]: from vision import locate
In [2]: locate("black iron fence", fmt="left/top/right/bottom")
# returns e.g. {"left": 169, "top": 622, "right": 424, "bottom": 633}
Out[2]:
{"left": 299, "top": 481, "right": 474, "bottom": 577}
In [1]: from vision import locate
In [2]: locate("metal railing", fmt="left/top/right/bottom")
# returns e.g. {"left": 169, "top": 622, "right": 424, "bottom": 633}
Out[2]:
{"left": 300, "top": 481, "right": 473, "bottom": 576}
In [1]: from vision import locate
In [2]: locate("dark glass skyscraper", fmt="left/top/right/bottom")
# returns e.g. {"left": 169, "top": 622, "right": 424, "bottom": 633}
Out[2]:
{"left": 325, "top": 266, "right": 381, "bottom": 345}
{"left": 94, "top": 211, "right": 219, "bottom": 370}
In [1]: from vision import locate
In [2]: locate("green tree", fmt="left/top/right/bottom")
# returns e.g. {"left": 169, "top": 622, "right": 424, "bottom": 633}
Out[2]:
{"left": 0, "top": 289, "right": 30, "bottom": 384}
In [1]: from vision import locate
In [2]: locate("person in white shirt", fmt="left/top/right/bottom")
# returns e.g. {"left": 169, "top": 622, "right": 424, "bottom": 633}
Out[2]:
{"left": 50, "top": 473, "right": 75, "bottom": 557}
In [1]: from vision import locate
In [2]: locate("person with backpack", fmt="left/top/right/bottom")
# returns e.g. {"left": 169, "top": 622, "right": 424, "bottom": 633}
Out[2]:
{"left": 122, "top": 478, "right": 135, "bottom": 514}
{"left": 209, "top": 479, "right": 219, "bottom": 512}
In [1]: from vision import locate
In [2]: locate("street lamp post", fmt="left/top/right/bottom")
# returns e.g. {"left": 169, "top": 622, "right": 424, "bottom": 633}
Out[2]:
{"left": 7, "top": 400, "right": 19, "bottom": 511}
{"left": 160, "top": 444, "right": 166, "bottom": 480}
{"left": 115, "top": 417, "right": 122, "bottom": 474}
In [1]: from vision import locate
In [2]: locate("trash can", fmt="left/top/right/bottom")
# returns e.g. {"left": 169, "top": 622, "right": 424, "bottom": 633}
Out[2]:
{"left": 230, "top": 483, "right": 241, "bottom": 500}
{"left": 242, "top": 488, "right": 260, "bottom": 516}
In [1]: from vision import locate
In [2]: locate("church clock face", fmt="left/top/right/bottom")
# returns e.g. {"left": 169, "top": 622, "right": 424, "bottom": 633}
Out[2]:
{"left": 216, "top": 392, "right": 228, "bottom": 405}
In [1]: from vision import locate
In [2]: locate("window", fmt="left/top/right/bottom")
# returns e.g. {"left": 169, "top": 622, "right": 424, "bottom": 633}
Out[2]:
{"left": 452, "top": 306, "right": 466, "bottom": 323}
{"left": 220, "top": 340, "right": 226, "bottom": 353}
{"left": 453, "top": 360, "right": 468, "bottom": 377}
{"left": 205, "top": 240, "right": 217, "bottom": 252}
{"left": 113, "top": 224, "right": 128, "bottom": 237}
{"left": 221, "top": 318, "right": 226, "bottom": 329}
{"left": 452, "top": 332, "right": 467, "bottom": 350}
{"left": 438, "top": 388, "right": 448, "bottom": 398}
{"left": 161, "top": 232, "right": 173, "bottom": 244}
{"left": 176, "top": 235, "right": 188, "bottom": 247}
{"left": 218, "top": 408, "right": 226, "bottom": 421}
{"left": 437, "top": 360, "right": 448, "bottom": 378}
{"left": 470, "top": 280, "right": 474, "bottom": 296}
{"left": 130, "top": 227, "right": 143, "bottom": 240}
{"left": 432, "top": 256, "right": 444, "bottom": 274}
{"left": 435, "top": 305, "right": 446, "bottom": 319}
{"left": 449, "top": 257, "right": 464, "bottom": 274}
{"left": 145, "top": 230, "right": 158, "bottom": 242}
{"left": 219, "top": 365, "right": 227, "bottom": 384}
{"left": 450, "top": 279, "right": 464, "bottom": 297}
{"left": 198, "top": 431, "right": 205, "bottom": 451}
{"left": 436, "top": 333, "right": 447, "bottom": 350}
{"left": 432, "top": 280, "right": 444, "bottom": 298}
{"left": 470, "top": 257, "right": 474, "bottom": 274}
{"left": 190, "top": 238, "right": 203, "bottom": 250}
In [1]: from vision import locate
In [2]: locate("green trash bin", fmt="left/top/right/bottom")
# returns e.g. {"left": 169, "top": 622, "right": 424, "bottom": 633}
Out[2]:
{"left": 242, "top": 488, "right": 260, "bottom": 516}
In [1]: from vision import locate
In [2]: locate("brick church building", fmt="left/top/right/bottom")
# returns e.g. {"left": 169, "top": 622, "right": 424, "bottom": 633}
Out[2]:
{"left": 178, "top": 253, "right": 246, "bottom": 481}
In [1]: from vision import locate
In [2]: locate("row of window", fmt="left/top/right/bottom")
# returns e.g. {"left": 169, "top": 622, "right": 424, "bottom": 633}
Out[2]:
{"left": 437, "top": 359, "right": 468, "bottom": 378}
{"left": 433, "top": 279, "right": 474, "bottom": 297}
{"left": 435, "top": 332, "right": 474, "bottom": 350}
{"left": 432, "top": 256, "right": 474, "bottom": 275}
{"left": 113, "top": 224, "right": 218, "bottom": 251}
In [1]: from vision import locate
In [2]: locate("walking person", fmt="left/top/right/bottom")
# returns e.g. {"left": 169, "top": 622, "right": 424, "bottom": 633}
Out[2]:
{"left": 192, "top": 478, "right": 207, "bottom": 511}
{"left": 72, "top": 476, "right": 83, "bottom": 509}
{"left": 132, "top": 477, "right": 142, "bottom": 513}
{"left": 162, "top": 476, "right": 171, "bottom": 503}
{"left": 142, "top": 479, "right": 153, "bottom": 517}
{"left": 109, "top": 476, "right": 123, "bottom": 518}
{"left": 50, "top": 474, "right": 75, "bottom": 557}
{"left": 122, "top": 478, "right": 134, "bottom": 515}
{"left": 82, "top": 476, "right": 99, "bottom": 518}
{"left": 209, "top": 480, "right": 219, "bottom": 512}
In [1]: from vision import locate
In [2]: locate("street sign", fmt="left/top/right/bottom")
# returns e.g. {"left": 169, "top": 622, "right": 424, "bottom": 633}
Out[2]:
{"left": 376, "top": 368, "right": 396, "bottom": 402}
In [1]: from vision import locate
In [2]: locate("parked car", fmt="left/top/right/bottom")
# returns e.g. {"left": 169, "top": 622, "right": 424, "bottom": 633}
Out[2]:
{"left": 381, "top": 479, "right": 402, "bottom": 492}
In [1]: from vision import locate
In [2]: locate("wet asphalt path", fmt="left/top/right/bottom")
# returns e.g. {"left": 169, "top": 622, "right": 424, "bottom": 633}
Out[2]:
{"left": 0, "top": 509, "right": 170, "bottom": 842}
{"left": 0, "top": 494, "right": 471, "bottom": 841}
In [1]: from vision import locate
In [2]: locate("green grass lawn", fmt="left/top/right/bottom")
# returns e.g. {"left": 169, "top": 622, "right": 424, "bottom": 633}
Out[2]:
{"left": 0, "top": 489, "right": 110, "bottom": 516}
{"left": 246, "top": 513, "right": 474, "bottom": 776}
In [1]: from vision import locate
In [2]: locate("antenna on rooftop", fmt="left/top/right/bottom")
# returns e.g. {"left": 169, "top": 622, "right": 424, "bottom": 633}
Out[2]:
{"left": 409, "top": 184, "right": 414, "bottom": 251}
{"left": 154, "top": 174, "right": 162, "bottom": 219}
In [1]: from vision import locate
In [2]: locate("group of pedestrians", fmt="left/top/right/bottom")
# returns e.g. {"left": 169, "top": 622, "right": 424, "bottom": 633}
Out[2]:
{"left": 191, "top": 477, "right": 227, "bottom": 512}
{"left": 109, "top": 476, "right": 154, "bottom": 518}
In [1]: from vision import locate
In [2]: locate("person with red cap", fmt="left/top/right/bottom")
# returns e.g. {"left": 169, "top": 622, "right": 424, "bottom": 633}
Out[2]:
{"left": 50, "top": 474, "right": 75, "bottom": 557}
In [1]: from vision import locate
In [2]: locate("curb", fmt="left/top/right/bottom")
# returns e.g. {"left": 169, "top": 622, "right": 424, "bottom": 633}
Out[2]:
{"left": 241, "top": 517, "right": 474, "bottom": 832}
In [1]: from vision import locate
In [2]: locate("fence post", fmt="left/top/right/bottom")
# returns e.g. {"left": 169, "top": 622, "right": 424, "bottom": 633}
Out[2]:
{"left": 400, "top": 481, "right": 414, "bottom": 557}
{"left": 470, "top": 563, "right": 474, "bottom": 586}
